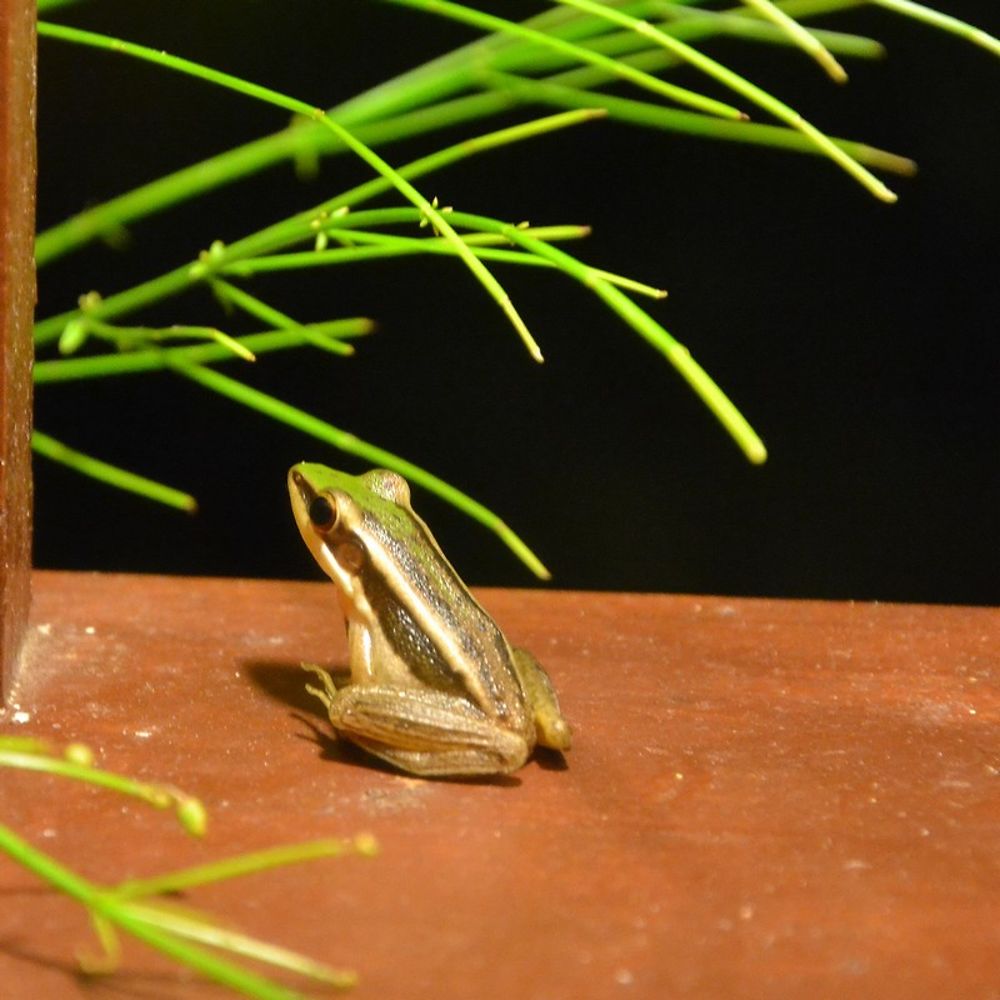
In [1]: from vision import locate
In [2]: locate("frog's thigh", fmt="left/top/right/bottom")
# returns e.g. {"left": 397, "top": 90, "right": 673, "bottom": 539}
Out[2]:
{"left": 511, "top": 648, "right": 572, "bottom": 751}
{"left": 325, "top": 685, "right": 529, "bottom": 776}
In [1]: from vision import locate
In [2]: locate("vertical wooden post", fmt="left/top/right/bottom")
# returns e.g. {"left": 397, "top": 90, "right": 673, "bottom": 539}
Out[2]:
{"left": 0, "top": 0, "right": 37, "bottom": 701}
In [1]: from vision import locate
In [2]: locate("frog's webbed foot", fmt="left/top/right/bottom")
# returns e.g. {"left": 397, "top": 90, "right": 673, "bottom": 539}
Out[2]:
{"left": 301, "top": 662, "right": 339, "bottom": 711}
{"left": 318, "top": 684, "right": 530, "bottom": 777}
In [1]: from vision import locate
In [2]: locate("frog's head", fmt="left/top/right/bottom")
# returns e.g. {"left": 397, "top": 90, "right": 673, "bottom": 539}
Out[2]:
{"left": 287, "top": 462, "right": 412, "bottom": 597}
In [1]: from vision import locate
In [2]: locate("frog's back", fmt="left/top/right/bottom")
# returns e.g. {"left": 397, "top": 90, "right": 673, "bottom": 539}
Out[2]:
{"left": 360, "top": 502, "right": 530, "bottom": 729}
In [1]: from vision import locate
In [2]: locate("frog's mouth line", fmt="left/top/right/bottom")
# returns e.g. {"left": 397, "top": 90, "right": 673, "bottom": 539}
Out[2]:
{"left": 287, "top": 468, "right": 331, "bottom": 578}
{"left": 288, "top": 468, "right": 316, "bottom": 510}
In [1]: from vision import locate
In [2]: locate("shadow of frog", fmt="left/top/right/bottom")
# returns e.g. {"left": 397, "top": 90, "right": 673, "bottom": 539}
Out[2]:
{"left": 242, "top": 659, "right": 346, "bottom": 720}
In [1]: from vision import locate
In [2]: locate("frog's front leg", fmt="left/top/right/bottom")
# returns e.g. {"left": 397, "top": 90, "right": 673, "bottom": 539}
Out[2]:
{"left": 303, "top": 666, "right": 529, "bottom": 776}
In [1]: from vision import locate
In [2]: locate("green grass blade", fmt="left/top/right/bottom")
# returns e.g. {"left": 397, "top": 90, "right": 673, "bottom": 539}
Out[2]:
{"left": 218, "top": 108, "right": 604, "bottom": 265}
{"left": 74, "top": 319, "right": 257, "bottom": 361}
{"left": 0, "top": 744, "right": 205, "bottom": 833}
{"left": 33, "top": 91, "right": 513, "bottom": 266}
{"left": 31, "top": 430, "right": 198, "bottom": 513}
{"left": 643, "top": 1, "right": 880, "bottom": 58}
{"left": 209, "top": 280, "right": 363, "bottom": 355}
{"left": 115, "top": 836, "right": 378, "bottom": 900}
{"left": 168, "top": 361, "right": 552, "bottom": 579}
{"left": 306, "top": 204, "right": 763, "bottom": 459}
{"left": 0, "top": 824, "right": 308, "bottom": 1000}
{"left": 549, "top": 0, "right": 897, "bottom": 200}
{"left": 104, "top": 908, "right": 311, "bottom": 1000}
{"left": 34, "top": 321, "right": 371, "bottom": 384}
{"left": 35, "top": 21, "right": 541, "bottom": 362}
{"left": 489, "top": 71, "right": 915, "bottom": 174}
{"left": 381, "top": 0, "right": 746, "bottom": 120}
{"left": 542, "top": 0, "right": 876, "bottom": 92}
{"left": 310, "top": 204, "right": 765, "bottom": 461}
{"left": 32, "top": 1, "right": 874, "bottom": 265}
{"left": 35, "top": 109, "right": 601, "bottom": 352}
{"left": 329, "top": 226, "right": 668, "bottom": 298}
{"left": 387, "top": 207, "right": 765, "bottom": 462}
{"left": 121, "top": 902, "right": 357, "bottom": 989}
{"left": 310, "top": 109, "right": 544, "bottom": 361}
{"left": 225, "top": 229, "right": 667, "bottom": 300}
{"left": 870, "top": 0, "right": 1000, "bottom": 56}
{"left": 739, "top": 0, "right": 847, "bottom": 80}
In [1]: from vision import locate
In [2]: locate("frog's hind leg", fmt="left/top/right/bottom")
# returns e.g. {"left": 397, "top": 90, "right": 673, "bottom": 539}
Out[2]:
{"left": 319, "top": 684, "right": 530, "bottom": 777}
{"left": 352, "top": 741, "right": 522, "bottom": 778}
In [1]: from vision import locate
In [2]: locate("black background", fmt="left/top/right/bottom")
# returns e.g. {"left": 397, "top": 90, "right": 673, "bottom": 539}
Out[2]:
{"left": 32, "top": 1, "right": 998, "bottom": 603}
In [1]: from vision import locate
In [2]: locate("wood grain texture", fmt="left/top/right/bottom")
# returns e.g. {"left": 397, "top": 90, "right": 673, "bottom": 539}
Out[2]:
{"left": 1, "top": 572, "right": 997, "bottom": 999}
{"left": 0, "top": 0, "right": 37, "bottom": 701}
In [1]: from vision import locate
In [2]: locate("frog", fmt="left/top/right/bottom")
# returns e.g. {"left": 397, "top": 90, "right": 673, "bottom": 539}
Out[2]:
{"left": 288, "top": 463, "right": 572, "bottom": 777}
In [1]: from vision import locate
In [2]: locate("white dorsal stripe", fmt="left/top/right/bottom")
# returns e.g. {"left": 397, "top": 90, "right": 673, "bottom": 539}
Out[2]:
{"left": 357, "top": 513, "right": 497, "bottom": 713}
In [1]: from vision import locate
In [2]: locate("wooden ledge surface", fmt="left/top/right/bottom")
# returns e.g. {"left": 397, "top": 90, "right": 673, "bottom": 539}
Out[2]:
{"left": 1, "top": 571, "right": 997, "bottom": 999}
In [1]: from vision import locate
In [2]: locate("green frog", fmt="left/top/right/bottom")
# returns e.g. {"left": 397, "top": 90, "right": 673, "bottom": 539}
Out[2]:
{"left": 288, "top": 463, "right": 571, "bottom": 776}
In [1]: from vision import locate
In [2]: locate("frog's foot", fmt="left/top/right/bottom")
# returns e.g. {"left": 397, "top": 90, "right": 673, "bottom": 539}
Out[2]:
{"left": 351, "top": 741, "right": 523, "bottom": 777}
{"left": 511, "top": 648, "right": 572, "bottom": 751}
{"left": 301, "top": 662, "right": 338, "bottom": 711}
{"left": 321, "top": 684, "right": 530, "bottom": 777}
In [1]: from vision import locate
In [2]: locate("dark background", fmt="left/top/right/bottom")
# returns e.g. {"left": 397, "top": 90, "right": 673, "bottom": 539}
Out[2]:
{"left": 32, "top": 1, "right": 998, "bottom": 603}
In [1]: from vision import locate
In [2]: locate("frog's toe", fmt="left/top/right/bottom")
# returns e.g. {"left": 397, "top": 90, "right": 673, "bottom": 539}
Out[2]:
{"left": 537, "top": 714, "right": 572, "bottom": 752}
{"left": 301, "top": 662, "right": 338, "bottom": 704}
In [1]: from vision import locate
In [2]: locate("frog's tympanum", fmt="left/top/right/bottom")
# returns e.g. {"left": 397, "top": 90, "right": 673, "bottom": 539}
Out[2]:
{"left": 288, "top": 463, "right": 571, "bottom": 777}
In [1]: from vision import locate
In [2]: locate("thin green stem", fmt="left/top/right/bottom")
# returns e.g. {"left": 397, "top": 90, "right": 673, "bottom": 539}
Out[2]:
{"left": 313, "top": 108, "right": 544, "bottom": 361}
{"left": 208, "top": 108, "right": 604, "bottom": 269}
{"left": 225, "top": 230, "right": 668, "bottom": 299}
{"left": 34, "top": 109, "right": 600, "bottom": 348}
{"left": 209, "top": 280, "right": 362, "bottom": 355}
{"left": 869, "top": 0, "right": 1000, "bottom": 56}
{"left": 381, "top": 0, "right": 747, "bottom": 120}
{"left": 550, "top": 0, "right": 897, "bottom": 200}
{"left": 488, "top": 71, "right": 915, "bottom": 174}
{"left": 114, "top": 836, "right": 377, "bottom": 900}
{"left": 0, "top": 823, "right": 313, "bottom": 999}
{"left": 34, "top": 91, "right": 509, "bottom": 265}
{"left": 303, "top": 205, "right": 764, "bottom": 460}
{"left": 739, "top": 0, "right": 847, "bottom": 79}
{"left": 121, "top": 902, "right": 357, "bottom": 989}
{"left": 34, "top": 320, "right": 371, "bottom": 383}
{"left": 396, "top": 208, "right": 767, "bottom": 461}
{"left": 544, "top": 0, "right": 876, "bottom": 90}
{"left": 0, "top": 736, "right": 55, "bottom": 754}
{"left": 0, "top": 748, "right": 205, "bottom": 833}
{"left": 167, "top": 361, "right": 553, "bottom": 579}
{"left": 31, "top": 431, "right": 198, "bottom": 512}
{"left": 530, "top": 6, "right": 885, "bottom": 68}
{"left": 98, "top": 908, "right": 311, "bottom": 1000}
{"left": 33, "top": 0, "right": 881, "bottom": 265}
{"left": 75, "top": 319, "right": 256, "bottom": 361}
{"left": 35, "top": 21, "right": 541, "bottom": 361}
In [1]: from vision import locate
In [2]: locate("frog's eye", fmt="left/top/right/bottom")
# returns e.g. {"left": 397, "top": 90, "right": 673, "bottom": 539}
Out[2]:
{"left": 308, "top": 495, "right": 337, "bottom": 531}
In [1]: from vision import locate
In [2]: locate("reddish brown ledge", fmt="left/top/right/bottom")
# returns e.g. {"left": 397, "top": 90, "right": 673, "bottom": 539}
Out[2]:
{"left": 1, "top": 571, "right": 997, "bottom": 999}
